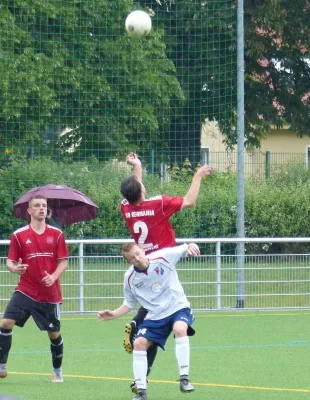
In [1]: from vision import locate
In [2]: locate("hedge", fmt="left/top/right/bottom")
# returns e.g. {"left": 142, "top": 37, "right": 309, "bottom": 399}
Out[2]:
{"left": 0, "top": 156, "right": 309, "bottom": 254}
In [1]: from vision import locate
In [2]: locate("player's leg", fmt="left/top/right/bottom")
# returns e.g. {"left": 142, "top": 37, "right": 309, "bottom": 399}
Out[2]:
{"left": 146, "top": 343, "right": 158, "bottom": 376}
{"left": 130, "top": 343, "right": 158, "bottom": 393}
{"left": 31, "top": 301, "right": 63, "bottom": 382}
{"left": 48, "top": 330, "right": 64, "bottom": 383}
{"left": 0, "top": 320, "right": 14, "bottom": 379}
{"left": 172, "top": 308, "right": 195, "bottom": 393}
{"left": 132, "top": 337, "right": 150, "bottom": 400}
{"left": 123, "top": 306, "right": 148, "bottom": 354}
{"left": 0, "top": 292, "right": 31, "bottom": 378}
{"left": 132, "top": 317, "right": 171, "bottom": 399}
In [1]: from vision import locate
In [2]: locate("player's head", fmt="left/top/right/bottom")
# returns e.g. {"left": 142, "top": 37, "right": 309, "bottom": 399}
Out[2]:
{"left": 120, "top": 176, "right": 146, "bottom": 204}
{"left": 122, "top": 242, "right": 149, "bottom": 269}
{"left": 27, "top": 195, "right": 48, "bottom": 221}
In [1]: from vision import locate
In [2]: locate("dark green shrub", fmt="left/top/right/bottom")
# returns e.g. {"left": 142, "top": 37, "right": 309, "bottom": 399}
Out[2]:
{"left": 1, "top": 156, "right": 310, "bottom": 255}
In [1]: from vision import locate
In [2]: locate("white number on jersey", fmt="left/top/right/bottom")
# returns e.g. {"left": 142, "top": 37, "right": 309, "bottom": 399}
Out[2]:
{"left": 137, "top": 328, "right": 147, "bottom": 336}
{"left": 133, "top": 221, "right": 154, "bottom": 250}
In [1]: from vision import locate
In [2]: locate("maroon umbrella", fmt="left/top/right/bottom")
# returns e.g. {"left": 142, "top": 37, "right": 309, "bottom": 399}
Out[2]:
{"left": 13, "top": 184, "right": 99, "bottom": 226}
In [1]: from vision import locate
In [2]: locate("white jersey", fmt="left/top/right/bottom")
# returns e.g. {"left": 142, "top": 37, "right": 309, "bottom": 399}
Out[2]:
{"left": 123, "top": 244, "right": 190, "bottom": 320}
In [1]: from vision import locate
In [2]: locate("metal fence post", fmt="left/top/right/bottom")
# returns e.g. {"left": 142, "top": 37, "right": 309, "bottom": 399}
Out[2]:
{"left": 265, "top": 151, "right": 271, "bottom": 180}
{"left": 216, "top": 241, "right": 221, "bottom": 310}
{"left": 236, "top": 0, "right": 245, "bottom": 309}
{"left": 79, "top": 242, "right": 84, "bottom": 313}
{"left": 150, "top": 148, "right": 155, "bottom": 174}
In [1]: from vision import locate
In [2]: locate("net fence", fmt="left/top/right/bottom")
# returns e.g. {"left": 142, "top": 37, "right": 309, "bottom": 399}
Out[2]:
{"left": 0, "top": 0, "right": 237, "bottom": 239}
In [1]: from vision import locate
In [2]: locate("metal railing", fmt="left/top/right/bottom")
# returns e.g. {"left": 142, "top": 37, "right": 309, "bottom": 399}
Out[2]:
{"left": 0, "top": 237, "right": 309, "bottom": 313}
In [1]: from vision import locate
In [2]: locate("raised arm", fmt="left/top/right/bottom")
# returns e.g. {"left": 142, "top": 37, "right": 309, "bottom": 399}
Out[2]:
{"left": 183, "top": 165, "right": 212, "bottom": 209}
{"left": 126, "top": 152, "right": 142, "bottom": 182}
{"left": 159, "top": 243, "right": 201, "bottom": 269}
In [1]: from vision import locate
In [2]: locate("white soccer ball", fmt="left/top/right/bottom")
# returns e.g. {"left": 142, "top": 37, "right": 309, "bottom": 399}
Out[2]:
{"left": 125, "top": 10, "right": 152, "bottom": 37}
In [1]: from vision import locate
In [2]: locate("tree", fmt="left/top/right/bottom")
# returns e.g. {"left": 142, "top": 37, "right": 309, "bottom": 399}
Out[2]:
{"left": 141, "top": 0, "right": 237, "bottom": 164}
{"left": 241, "top": 0, "right": 310, "bottom": 148}
{"left": 142, "top": 0, "right": 310, "bottom": 156}
{"left": 0, "top": 0, "right": 183, "bottom": 160}
{"left": 1, "top": 1, "right": 308, "bottom": 166}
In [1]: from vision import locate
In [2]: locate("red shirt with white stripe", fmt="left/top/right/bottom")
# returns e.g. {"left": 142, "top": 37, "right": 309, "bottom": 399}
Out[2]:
{"left": 120, "top": 195, "right": 184, "bottom": 253}
{"left": 7, "top": 224, "right": 69, "bottom": 303}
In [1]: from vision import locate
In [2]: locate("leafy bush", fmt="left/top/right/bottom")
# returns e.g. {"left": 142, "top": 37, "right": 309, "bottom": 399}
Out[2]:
{"left": 1, "top": 156, "right": 310, "bottom": 255}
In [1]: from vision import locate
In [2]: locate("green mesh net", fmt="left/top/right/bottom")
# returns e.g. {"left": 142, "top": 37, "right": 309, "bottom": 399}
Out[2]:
{"left": 0, "top": 0, "right": 237, "bottom": 239}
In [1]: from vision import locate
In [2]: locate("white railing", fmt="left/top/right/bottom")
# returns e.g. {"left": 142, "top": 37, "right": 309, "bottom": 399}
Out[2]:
{"left": 0, "top": 237, "right": 310, "bottom": 313}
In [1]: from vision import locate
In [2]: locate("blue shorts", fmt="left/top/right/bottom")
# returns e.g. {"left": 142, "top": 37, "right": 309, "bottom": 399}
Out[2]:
{"left": 135, "top": 308, "right": 195, "bottom": 350}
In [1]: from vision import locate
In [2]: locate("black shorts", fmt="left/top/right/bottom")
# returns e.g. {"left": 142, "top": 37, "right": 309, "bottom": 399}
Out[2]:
{"left": 3, "top": 291, "right": 61, "bottom": 332}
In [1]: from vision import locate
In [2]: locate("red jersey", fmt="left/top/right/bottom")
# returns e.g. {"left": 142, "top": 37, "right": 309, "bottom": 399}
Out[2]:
{"left": 7, "top": 224, "right": 69, "bottom": 303}
{"left": 120, "top": 195, "right": 184, "bottom": 253}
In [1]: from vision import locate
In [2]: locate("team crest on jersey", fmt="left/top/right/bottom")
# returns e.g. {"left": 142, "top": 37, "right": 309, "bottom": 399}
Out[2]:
{"left": 151, "top": 282, "right": 162, "bottom": 293}
{"left": 154, "top": 267, "right": 164, "bottom": 276}
{"left": 46, "top": 236, "right": 54, "bottom": 244}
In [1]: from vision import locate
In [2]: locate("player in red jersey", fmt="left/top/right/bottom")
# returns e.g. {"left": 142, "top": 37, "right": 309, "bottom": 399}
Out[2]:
{"left": 120, "top": 153, "right": 211, "bottom": 254}
{"left": 120, "top": 153, "right": 211, "bottom": 394}
{"left": 0, "top": 195, "right": 69, "bottom": 382}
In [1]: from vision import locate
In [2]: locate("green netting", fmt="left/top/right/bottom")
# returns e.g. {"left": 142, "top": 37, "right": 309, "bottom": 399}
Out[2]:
{"left": 0, "top": 0, "right": 237, "bottom": 239}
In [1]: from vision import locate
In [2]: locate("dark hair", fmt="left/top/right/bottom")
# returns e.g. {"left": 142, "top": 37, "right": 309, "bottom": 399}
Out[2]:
{"left": 120, "top": 176, "right": 142, "bottom": 204}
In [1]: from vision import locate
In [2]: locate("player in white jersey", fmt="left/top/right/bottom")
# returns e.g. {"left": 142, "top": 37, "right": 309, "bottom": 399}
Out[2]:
{"left": 120, "top": 153, "right": 211, "bottom": 393}
{"left": 97, "top": 242, "right": 200, "bottom": 400}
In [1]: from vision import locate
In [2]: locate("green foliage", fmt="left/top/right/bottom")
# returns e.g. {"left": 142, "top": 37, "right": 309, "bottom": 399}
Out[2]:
{"left": 2, "top": 0, "right": 309, "bottom": 167}
{"left": 1, "top": 157, "right": 310, "bottom": 256}
{"left": 0, "top": 155, "right": 128, "bottom": 242}
{"left": 144, "top": 0, "right": 310, "bottom": 152}
{"left": 245, "top": 164, "right": 310, "bottom": 253}
{"left": 0, "top": 0, "right": 183, "bottom": 159}
{"left": 141, "top": 0, "right": 237, "bottom": 163}
{"left": 242, "top": 0, "right": 310, "bottom": 148}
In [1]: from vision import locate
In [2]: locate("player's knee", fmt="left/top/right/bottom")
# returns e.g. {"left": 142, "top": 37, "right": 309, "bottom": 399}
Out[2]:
{"left": 48, "top": 331, "right": 60, "bottom": 340}
{"left": 1, "top": 319, "right": 15, "bottom": 330}
{"left": 173, "top": 324, "right": 187, "bottom": 338}
{"left": 133, "top": 337, "right": 148, "bottom": 351}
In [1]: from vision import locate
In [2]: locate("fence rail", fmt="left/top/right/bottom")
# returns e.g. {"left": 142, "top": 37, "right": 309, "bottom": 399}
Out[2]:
{"left": 0, "top": 237, "right": 309, "bottom": 313}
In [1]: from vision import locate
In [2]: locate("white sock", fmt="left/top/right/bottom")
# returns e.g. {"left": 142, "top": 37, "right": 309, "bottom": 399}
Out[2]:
{"left": 133, "top": 350, "right": 147, "bottom": 389}
{"left": 175, "top": 336, "right": 190, "bottom": 377}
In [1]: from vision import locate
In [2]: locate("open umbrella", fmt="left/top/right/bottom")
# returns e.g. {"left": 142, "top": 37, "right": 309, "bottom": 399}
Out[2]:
{"left": 13, "top": 184, "right": 99, "bottom": 226}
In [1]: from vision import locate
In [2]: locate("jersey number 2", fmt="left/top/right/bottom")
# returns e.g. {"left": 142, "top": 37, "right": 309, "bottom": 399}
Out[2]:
{"left": 133, "top": 221, "right": 154, "bottom": 250}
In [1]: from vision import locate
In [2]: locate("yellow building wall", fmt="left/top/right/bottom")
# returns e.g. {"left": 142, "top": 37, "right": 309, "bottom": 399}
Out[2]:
{"left": 260, "top": 128, "right": 310, "bottom": 153}
{"left": 201, "top": 123, "right": 310, "bottom": 175}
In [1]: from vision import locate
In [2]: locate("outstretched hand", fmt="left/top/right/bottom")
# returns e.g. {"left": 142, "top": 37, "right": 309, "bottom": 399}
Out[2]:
{"left": 126, "top": 152, "right": 141, "bottom": 167}
{"left": 187, "top": 243, "right": 200, "bottom": 256}
{"left": 195, "top": 165, "right": 212, "bottom": 178}
{"left": 97, "top": 310, "right": 116, "bottom": 321}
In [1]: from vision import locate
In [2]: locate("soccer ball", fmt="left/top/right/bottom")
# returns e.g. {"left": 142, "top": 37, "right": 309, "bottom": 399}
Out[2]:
{"left": 125, "top": 10, "right": 152, "bottom": 37}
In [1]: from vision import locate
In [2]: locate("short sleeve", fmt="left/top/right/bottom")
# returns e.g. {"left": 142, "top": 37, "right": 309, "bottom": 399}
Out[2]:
{"left": 162, "top": 195, "right": 184, "bottom": 218}
{"left": 56, "top": 233, "right": 69, "bottom": 259}
{"left": 7, "top": 234, "right": 20, "bottom": 263}
{"left": 160, "top": 244, "right": 188, "bottom": 268}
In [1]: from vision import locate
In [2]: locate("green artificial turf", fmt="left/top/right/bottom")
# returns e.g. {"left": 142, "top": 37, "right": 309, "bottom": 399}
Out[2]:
{"left": 0, "top": 311, "right": 309, "bottom": 400}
